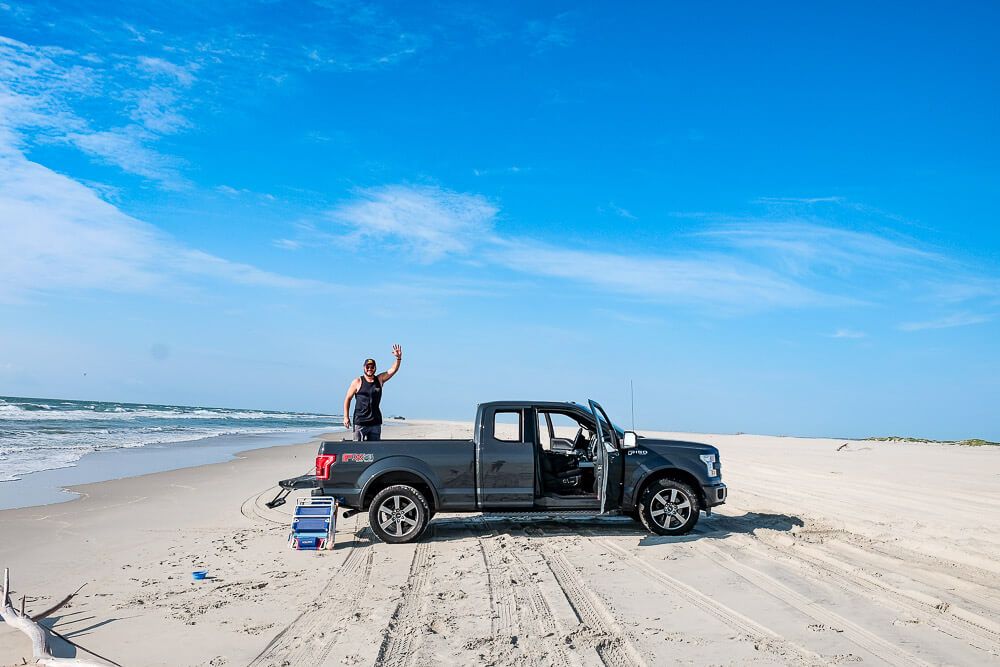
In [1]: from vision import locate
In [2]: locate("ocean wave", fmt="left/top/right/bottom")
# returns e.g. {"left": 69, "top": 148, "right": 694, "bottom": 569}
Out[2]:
{"left": 0, "top": 407, "right": 337, "bottom": 422}
{"left": 0, "top": 394, "right": 343, "bottom": 482}
{"left": 0, "top": 424, "right": 344, "bottom": 482}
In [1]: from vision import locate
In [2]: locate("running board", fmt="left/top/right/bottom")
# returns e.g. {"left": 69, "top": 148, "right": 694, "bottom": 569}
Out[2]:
{"left": 533, "top": 495, "right": 601, "bottom": 510}
{"left": 481, "top": 509, "right": 625, "bottom": 519}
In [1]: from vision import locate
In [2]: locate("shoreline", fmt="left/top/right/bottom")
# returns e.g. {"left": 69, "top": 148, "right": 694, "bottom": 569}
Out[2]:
{"left": 0, "top": 428, "right": 344, "bottom": 511}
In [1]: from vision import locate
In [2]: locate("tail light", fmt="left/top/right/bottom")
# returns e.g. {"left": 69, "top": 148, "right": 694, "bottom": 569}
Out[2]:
{"left": 315, "top": 454, "right": 336, "bottom": 480}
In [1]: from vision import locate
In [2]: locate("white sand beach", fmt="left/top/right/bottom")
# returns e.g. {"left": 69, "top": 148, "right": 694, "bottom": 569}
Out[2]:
{"left": 1, "top": 421, "right": 998, "bottom": 666}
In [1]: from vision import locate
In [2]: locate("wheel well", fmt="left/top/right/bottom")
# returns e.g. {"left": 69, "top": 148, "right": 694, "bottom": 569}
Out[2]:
{"left": 362, "top": 472, "right": 436, "bottom": 513}
{"left": 637, "top": 469, "right": 705, "bottom": 510}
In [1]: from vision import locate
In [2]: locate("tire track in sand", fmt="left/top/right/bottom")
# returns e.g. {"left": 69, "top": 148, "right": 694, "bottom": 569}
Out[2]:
{"left": 239, "top": 485, "right": 294, "bottom": 527}
{"left": 583, "top": 530, "right": 822, "bottom": 666}
{"left": 525, "top": 526, "right": 647, "bottom": 667}
{"left": 710, "top": 520, "right": 1000, "bottom": 658}
{"left": 693, "top": 540, "right": 934, "bottom": 667}
{"left": 473, "top": 518, "right": 577, "bottom": 667}
{"left": 247, "top": 526, "right": 374, "bottom": 667}
{"left": 373, "top": 526, "right": 436, "bottom": 667}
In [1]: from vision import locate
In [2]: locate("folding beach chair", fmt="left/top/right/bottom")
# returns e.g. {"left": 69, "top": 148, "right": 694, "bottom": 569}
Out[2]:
{"left": 288, "top": 496, "right": 338, "bottom": 550}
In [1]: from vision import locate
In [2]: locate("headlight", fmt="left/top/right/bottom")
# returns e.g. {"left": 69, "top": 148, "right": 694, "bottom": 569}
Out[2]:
{"left": 699, "top": 453, "right": 719, "bottom": 478}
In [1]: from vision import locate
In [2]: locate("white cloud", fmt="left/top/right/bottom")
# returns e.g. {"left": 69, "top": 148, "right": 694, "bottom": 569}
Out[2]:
{"left": 600, "top": 202, "right": 636, "bottom": 220}
{"left": 136, "top": 56, "right": 197, "bottom": 86}
{"left": 317, "top": 185, "right": 1000, "bottom": 316}
{"left": 524, "top": 12, "right": 577, "bottom": 53}
{"left": 327, "top": 185, "right": 499, "bottom": 262}
{"left": 0, "top": 35, "right": 191, "bottom": 187}
{"left": 63, "top": 126, "right": 186, "bottom": 186}
{"left": 899, "top": 313, "right": 991, "bottom": 331}
{"left": 489, "top": 240, "right": 822, "bottom": 308}
{"left": 0, "top": 139, "right": 325, "bottom": 303}
{"left": 829, "top": 329, "right": 866, "bottom": 339}
{"left": 755, "top": 196, "right": 845, "bottom": 205}
{"left": 472, "top": 166, "right": 527, "bottom": 177}
{"left": 696, "top": 222, "right": 940, "bottom": 277}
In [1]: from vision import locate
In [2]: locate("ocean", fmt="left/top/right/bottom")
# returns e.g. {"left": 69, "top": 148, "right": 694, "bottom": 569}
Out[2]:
{"left": 0, "top": 395, "right": 342, "bottom": 482}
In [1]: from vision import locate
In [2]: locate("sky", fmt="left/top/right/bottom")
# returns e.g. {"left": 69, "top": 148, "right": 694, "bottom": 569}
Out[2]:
{"left": 1, "top": 1, "right": 998, "bottom": 440}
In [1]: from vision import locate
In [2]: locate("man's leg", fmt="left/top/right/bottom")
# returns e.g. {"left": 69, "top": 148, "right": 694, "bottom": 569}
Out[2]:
{"left": 354, "top": 425, "right": 381, "bottom": 441}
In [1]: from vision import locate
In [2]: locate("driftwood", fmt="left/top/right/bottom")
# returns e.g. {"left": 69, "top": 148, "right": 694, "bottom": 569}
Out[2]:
{"left": 1, "top": 568, "right": 115, "bottom": 666}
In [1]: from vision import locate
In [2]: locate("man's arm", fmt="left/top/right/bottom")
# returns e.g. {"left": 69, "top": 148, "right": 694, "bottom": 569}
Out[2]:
{"left": 378, "top": 343, "right": 403, "bottom": 383}
{"left": 343, "top": 378, "right": 360, "bottom": 427}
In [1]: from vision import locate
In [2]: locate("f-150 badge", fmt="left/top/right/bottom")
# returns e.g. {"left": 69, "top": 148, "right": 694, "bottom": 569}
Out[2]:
{"left": 627, "top": 449, "right": 649, "bottom": 456}
{"left": 342, "top": 453, "right": 374, "bottom": 463}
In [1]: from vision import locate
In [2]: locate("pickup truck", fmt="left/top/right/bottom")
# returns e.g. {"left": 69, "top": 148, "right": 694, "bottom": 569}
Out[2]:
{"left": 303, "top": 399, "right": 726, "bottom": 543}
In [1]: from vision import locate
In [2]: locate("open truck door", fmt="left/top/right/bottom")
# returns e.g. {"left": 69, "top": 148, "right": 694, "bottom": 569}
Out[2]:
{"left": 589, "top": 399, "right": 623, "bottom": 514}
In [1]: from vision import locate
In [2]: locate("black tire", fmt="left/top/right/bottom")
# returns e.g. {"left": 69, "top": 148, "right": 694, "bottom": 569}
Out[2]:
{"left": 638, "top": 478, "right": 700, "bottom": 536}
{"left": 368, "top": 484, "right": 431, "bottom": 544}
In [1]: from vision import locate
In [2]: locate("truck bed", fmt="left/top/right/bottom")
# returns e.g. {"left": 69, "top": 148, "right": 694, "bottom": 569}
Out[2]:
{"left": 317, "top": 438, "right": 478, "bottom": 511}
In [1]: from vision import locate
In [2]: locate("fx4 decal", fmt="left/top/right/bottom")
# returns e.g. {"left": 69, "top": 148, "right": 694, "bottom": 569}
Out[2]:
{"left": 341, "top": 453, "right": 375, "bottom": 463}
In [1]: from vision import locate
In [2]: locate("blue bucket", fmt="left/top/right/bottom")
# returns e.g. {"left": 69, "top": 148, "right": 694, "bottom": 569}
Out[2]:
{"left": 192, "top": 570, "right": 208, "bottom": 580}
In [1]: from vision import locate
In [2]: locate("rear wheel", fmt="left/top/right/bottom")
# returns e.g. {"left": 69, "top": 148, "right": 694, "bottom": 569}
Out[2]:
{"left": 638, "top": 479, "right": 700, "bottom": 536}
{"left": 368, "top": 484, "right": 430, "bottom": 544}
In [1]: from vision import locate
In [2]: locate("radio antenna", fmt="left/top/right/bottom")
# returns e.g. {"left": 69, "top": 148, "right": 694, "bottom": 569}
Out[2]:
{"left": 630, "top": 379, "right": 635, "bottom": 430}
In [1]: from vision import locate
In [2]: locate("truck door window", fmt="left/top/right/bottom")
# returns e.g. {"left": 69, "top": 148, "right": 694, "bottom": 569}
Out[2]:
{"left": 539, "top": 412, "right": 585, "bottom": 452}
{"left": 493, "top": 410, "right": 523, "bottom": 442}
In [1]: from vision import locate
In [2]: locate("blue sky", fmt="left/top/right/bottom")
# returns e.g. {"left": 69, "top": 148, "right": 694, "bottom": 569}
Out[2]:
{"left": 1, "top": 1, "right": 998, "bottom": 439}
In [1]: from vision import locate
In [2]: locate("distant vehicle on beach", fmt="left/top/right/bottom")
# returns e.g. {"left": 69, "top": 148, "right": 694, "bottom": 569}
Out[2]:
{"left": 291, "top": 399, "right": 726, "bottom": 543}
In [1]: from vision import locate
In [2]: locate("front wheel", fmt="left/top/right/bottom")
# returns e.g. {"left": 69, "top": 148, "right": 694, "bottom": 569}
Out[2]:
{"left": 368, "top": 484, "right": 430, "bottom": 544}
{"left": 638, "top": 479, "right": 700, "bottom": 536}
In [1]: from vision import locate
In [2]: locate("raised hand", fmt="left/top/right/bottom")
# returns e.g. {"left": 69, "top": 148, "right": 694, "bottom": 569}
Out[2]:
{"left": 392, "top": 343, "right": 402, "bottom": 360}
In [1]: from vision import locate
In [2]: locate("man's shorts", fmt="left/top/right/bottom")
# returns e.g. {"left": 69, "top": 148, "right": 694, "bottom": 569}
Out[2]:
{"left": 353, "top": 425, "right": 382, "bottom": 441}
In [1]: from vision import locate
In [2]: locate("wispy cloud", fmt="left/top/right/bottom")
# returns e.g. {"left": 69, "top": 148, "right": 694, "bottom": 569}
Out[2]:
{"left": 489, "top": 240, "right": 822, "bottom": 308}
{"left": 136, "top": 56, "right": 197, "bottom": 86}
{"left": 273, "top": 238, "right": 302, "bottom": 251}
{"left": 696, "top": 222, "right": 940, "bottom": 278}
{"left": 0, "top": 35, "right": 192, "bottom": 187}
{"left": 524, "top": 12, "right": 577, "bottom": 53}
{"left": 63, "top": 127, "right": 186, "bottom": 185}
{"left": 754, "top": 196, "right": 845, "bottom": 205}
{"left": 0, "top": 139, "right": 327, "bottom": 303}
{"left": 899, "top": 313, "right": 991, "bottom": 331}
{"left": 316, "top": 184, "right": 1000, "bottom": 316}
{"left": 327, "top": 185, "right": 499, "bottom": 262}
{"left": 216, "top": 184, "right": 276, "bottom": 200}
{"left": 599, "top": 202, "right": 637, "bottom": 220}
{"left": 472, "top": 166, "right": 527, "bottom": 177}
{"left": 829, "top": 329, "right": 866, "bottom": 339}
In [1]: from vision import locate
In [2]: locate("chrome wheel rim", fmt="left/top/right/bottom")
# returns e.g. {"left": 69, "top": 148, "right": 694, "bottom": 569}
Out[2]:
{"left": 377, "top": 495, "right": 419, "bottom": 537}
{"left": 649, "top": 488, "right": 692, "bottom": 530}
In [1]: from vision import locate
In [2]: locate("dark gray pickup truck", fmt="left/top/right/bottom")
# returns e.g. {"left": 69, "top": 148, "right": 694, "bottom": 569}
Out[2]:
{"left": 303, "top": 399, "right": 726, "bottom": 543}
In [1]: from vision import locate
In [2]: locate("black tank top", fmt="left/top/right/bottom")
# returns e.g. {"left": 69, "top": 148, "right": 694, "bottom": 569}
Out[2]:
{"left": 353, "top": 375, "right": 383, "bottom": 426}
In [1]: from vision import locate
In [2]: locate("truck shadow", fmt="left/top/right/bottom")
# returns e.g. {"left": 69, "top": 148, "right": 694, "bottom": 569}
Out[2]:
{"left": 426, "top": 511, "right": 802, "bottom": 544}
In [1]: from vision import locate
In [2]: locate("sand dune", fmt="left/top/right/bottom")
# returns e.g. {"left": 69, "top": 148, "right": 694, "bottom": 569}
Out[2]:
{"left": 1, "top": 421, "right": 998, "bottom": 666}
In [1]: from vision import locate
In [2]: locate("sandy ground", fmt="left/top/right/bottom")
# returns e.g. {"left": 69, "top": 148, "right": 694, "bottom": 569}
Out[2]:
{"left": 1, "top": 421, "right": 999, "bottom": 666}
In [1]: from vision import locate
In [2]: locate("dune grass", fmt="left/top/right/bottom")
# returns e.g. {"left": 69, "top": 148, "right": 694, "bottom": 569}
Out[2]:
{"left": 865, "top": 436, "right": 999, "bottom": 447}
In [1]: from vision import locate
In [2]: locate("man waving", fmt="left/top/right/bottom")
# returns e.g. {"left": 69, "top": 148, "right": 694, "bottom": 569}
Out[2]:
{"left": 343, "top": 344, "right": 402, "bottom": 441}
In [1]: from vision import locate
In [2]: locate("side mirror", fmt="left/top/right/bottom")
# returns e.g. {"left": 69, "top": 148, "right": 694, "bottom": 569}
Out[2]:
{"left": 623, "top": 431, "right": 638, "bottom": 449}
